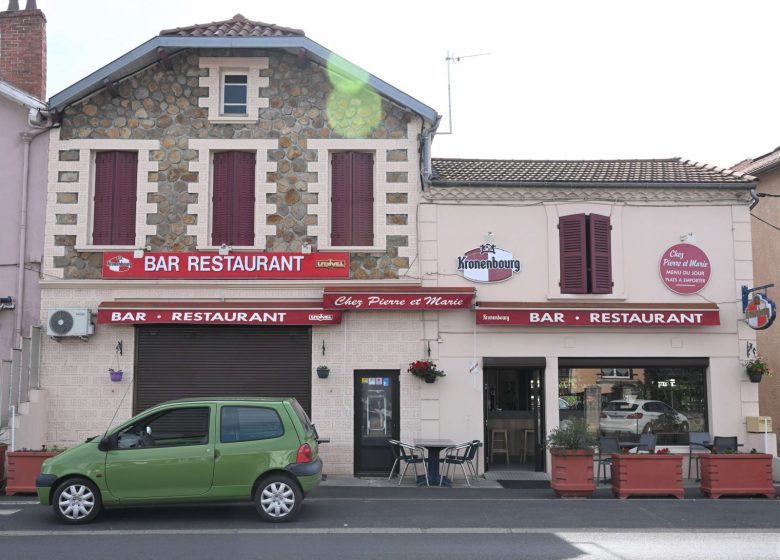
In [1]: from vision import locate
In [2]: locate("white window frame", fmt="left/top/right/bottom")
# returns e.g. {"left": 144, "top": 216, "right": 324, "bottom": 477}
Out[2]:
{"left": 198, "top": 57, "right": 269, "bottom": 123}
{"left": 221, "top": 71, "right": 249, "bottom": 116}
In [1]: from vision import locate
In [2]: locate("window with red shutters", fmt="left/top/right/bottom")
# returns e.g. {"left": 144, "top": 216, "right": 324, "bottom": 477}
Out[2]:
{"left": 93, "top": 151, "right": 137, "bottom": 245}
{"left": 559, "top": 213, "right": 612, "bottom": 294}
{"left": 331, "top": 151, "right": 374, "bottom": 246}
{"left": 212, "top": 151, "right": 256, "bottom": 246}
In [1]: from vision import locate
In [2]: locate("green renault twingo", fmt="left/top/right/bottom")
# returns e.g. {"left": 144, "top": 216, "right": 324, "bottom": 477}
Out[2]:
{"left": 36, "top": 397, "right": 323, "bottom": 524}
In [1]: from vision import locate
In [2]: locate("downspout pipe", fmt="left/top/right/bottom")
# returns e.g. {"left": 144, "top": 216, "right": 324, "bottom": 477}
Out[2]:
{"left": 750, "top": 188, "right": 759, "bottom": 210}
{"left": 14, "top": 127, "right": 49, "bottom": 346}
{"left": 420, "top": 115, "right": 442, "bottom": 189}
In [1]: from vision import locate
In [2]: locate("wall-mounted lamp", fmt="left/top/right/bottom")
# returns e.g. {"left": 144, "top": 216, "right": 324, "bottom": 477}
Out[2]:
{"left": 219, "top": 244, "right": 231, "bottom": 256}
{"left": 0, "top": 296, "right": 14, "bottom": 311}
{"left": 302, "top": 241, "right": 312, "bottom": 254}
{"left": 680, "top": 233, "right": 697, "bottom": 243}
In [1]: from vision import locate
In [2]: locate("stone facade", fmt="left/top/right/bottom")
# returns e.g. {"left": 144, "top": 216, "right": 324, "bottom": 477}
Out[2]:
{"left": 46, "top": 50, "right": 420, "bottom": 280}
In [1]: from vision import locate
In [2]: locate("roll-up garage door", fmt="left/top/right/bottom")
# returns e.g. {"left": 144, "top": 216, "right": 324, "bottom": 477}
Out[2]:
{"left": 134, "top": 325, "right": 311, "bottom": 415}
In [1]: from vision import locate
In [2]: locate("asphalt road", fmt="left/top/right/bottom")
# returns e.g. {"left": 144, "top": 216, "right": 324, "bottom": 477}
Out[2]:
{"left": 1, "top": 487, "right": 779, "bottom": 559}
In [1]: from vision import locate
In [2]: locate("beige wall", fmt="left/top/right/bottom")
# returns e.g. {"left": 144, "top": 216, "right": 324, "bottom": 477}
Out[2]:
{"left": 751, "top": 165, "right": 780, "bottom": 447}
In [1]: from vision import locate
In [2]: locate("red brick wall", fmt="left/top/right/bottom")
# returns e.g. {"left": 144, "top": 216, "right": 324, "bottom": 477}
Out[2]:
{"left": 0, "top": 9, "right": 46, "bottom": 100}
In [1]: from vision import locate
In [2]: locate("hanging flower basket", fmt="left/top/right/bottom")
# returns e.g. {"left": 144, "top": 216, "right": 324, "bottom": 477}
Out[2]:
{"left": 316, "top": 366, "right": 330, "bottom": 379}
{"left": 109, "top": 368, "right": 123, "bottom": 382}
{"left": 744, "top": 356, "right": 772, "bottom": 383}
{"left": 408, "top": 360, "right": 445, "bottom": 383}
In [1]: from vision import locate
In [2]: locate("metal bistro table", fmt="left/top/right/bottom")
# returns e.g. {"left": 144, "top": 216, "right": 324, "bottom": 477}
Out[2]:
{"left": 414, "top": 438, "right": 455, "bottom": 487}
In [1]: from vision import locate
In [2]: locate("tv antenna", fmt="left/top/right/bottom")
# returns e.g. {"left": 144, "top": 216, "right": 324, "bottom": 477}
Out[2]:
{"left": 439, "top": 50, "right": 491, "bottom": 135}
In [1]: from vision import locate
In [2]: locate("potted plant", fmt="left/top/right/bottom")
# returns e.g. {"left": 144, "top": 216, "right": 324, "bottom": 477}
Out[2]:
{"left": 408, "top": 360, "right": 445, "bottom": 383}
{"left": 547, "top": 419, "right": 598, "bottom": 498}
{"left": 699, "top": 449, "right": 775, "bottom": 499}
{"left": 743, "top": 356, "right": 772, "bottom": 383}
{"left": 316, "top": 365, "right": 330, "bottom": 379}
{"left": 611, "top": 447, "right": 684, "bottom": 499}
{"left": 6, "top": 445, "right": 62, "bottom": 495}
{"left": 108, "top": 368, "right": 123, "bottom": 382}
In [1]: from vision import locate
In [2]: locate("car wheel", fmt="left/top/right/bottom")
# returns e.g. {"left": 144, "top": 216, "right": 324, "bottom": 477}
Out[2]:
{"left": 254, "top": 474, "right": 302, "bottom": 523}
{"left": 52, "top": 477, "right": 102, "bottom": 524}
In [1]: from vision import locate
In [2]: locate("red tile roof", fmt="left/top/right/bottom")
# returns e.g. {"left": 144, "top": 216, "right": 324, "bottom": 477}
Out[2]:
{"left": 159, "top": 13, "right": 304, "bottom": 38}
{"left": 730, "top": 146, "right": 780, "bottom": 176}
{"left": 431, "top": 158, "right": 754, "bottom": 186}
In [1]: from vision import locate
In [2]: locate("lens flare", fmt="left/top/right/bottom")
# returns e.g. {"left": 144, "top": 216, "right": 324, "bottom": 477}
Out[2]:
{"left": 326, "top": 55, "right": 381, "bottom": 138}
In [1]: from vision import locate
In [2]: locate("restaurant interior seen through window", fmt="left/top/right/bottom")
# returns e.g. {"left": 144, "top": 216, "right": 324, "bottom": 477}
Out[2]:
{"left": 558, "top": 360, "right": 708, "bottom": 445}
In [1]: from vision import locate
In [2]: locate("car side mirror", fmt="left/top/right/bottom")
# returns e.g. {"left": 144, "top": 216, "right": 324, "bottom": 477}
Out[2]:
{"left": 98, "top": 434, "right": 116, "bottom": 452}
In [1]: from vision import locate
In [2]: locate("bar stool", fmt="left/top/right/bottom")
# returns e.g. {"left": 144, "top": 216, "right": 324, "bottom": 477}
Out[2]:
{"left": 520, "top": 429, "right": 534, "bottom": 463}
{"left": 491, "top": 429, "right": 510, "bottom": 464}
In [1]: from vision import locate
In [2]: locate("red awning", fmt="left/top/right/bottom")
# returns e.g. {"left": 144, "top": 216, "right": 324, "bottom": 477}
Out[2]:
{"left": 476, "top": 302, "right": 720, "bottom": 327}
{"left": 323, "top": 285, "right": 475, "bottom": 310}
{"left": 97, "top": 300, "right": 341, "bottom": 325}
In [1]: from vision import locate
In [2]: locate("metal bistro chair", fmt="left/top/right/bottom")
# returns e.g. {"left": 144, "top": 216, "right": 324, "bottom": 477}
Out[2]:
{"left": 439, "top": 441, "right": 474, "bottom": 487}
{"left": 636, "top": 433, "right": 657, "bottom": 453}
{"left": 388, "top": 439, "right": 429, "bottom": 486}
{"left": 712, "top": 436, "right": 740, "bottom": 454}
{"left": 687, "top": 431, "right": 712, "bottom": 480}
{"left": 597, "top": 436, "right": 620, "bottom": 483}
{"left": 464, "top": 440, "right": 482, "bottom": 478}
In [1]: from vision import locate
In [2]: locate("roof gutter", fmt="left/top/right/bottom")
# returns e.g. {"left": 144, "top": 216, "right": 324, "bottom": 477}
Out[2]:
{"left": 428, "top": 180, "right": 757, "bottom": 190}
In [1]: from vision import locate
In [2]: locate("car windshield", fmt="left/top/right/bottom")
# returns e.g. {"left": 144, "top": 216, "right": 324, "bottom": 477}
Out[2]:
{"left": 604, "top": 402, "right": 639, "bottom": 412}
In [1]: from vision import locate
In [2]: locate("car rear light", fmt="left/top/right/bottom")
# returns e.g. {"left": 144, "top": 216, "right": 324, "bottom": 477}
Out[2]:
{"left": 296, "top": 443, "right": 313, "bottom": 464}
{"left": 626, "top": 412, "right": 644, "bottom": 419}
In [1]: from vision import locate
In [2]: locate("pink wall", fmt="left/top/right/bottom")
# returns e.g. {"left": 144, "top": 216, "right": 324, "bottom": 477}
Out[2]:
{"left": 0, "top": 96, "right": 48, "bottom": 357}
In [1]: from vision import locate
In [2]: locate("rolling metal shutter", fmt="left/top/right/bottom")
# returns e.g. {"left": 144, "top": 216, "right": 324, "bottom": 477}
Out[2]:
{"left": 134, "top": 325, "right": 311, "bottom": 415}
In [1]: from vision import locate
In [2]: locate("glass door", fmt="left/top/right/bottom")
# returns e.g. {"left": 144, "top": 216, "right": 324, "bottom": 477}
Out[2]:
{"left": 353, "top": 370, "right": 400, "bottom": 475}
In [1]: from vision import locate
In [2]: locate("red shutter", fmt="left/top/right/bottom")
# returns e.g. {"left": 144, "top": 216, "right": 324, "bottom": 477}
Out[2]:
{"left": 93, "top": 152, "right": 116, "bottom": 245}
{"left": 112, "top": 151, "right": 138, "bottom": 245}
{"left": 559, "top": 213, "right": 588, "bottom": 294}
{"left": 351, "top": 152, "right": 374, "bottom": 246}
{"left": 212, "top": 152, "right": 232, "bottom": 246}
{"left": 331, "top": 152, "right": 351, "bottom": 246}
{"left": 589, "top": 213, "right": 613, "bottom": 294}
{"left": 232, "top": 151, "right": 256, "bottom": 246}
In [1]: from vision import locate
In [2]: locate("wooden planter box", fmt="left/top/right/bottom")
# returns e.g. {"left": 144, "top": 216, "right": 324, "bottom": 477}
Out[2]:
{"left": 611, "top": 453, "right": 684, "bottom": 499}
{"left": 5, "top": 451, "right": 59, "bottom": 495}
{"left": 550, "top": 448, "right": 595, "bottom": 498}
{"left": 699, "top": 453, "right": 775, "bottom": 499}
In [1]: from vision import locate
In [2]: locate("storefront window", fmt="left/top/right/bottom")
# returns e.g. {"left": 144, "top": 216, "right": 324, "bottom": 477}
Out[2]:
{"left": 558, "top": 365, "right": 707, "bottom": 444}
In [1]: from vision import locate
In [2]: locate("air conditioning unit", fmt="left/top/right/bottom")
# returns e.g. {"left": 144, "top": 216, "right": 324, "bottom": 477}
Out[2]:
{"left": 47, "top": 308, "right": 94, "bottom": 338}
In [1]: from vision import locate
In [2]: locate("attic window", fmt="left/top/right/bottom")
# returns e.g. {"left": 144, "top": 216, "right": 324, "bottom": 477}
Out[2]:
{"left": 222, "top": 73, "right": 248, "bottom": 115}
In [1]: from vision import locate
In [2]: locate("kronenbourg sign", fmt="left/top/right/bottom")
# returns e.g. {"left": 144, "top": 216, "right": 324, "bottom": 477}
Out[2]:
{"left": 746, "top": 293, "right": 777, "bottom": 330}
{"left": 457, "top": 243, "right": 521, "bottom": 283}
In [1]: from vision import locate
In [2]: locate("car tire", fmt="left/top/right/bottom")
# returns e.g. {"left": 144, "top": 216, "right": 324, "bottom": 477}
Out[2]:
{"left": 254, "top": 474, "right": 302, "bottom": 523}
{"left": 52, "top": 477, "right": 102, "bottom": 524}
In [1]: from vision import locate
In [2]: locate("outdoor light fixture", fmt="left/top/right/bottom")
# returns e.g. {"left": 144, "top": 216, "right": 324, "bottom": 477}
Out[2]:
{"left": 679, "top": 232, "right": 697, "bottom": 243}
{"left": 218, "top": 244, "right": 231, "bottom": 256}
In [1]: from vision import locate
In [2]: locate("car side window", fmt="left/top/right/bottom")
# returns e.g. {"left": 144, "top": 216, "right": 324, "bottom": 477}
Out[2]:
{"left": 117, "top": 407, "right": 210, "bottom": 449}
{"left": 220, "top": 406, "right": 284, "bottom": 443}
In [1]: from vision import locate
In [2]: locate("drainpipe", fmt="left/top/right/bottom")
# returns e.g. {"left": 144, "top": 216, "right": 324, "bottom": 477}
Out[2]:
{"left": 749, "top": 188, "right": 759, "bottom": 210}
{"left": 14, "top": 127, "right": 48, "bottom": 346}
{"left": 420, "top": 115, "right": 442, "bottom": 189}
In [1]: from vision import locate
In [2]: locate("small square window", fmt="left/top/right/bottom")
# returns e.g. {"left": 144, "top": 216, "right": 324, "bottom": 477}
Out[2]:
{"left": 222, "top": 74, "right": 248, "bottom": 115}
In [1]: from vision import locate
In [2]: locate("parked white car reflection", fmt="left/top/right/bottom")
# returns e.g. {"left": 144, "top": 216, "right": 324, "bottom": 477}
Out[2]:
{"left": 599, "top": 399, "right": 689, "bottom": 434}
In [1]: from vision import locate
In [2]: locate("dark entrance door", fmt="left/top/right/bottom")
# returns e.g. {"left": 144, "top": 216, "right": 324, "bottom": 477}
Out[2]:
{"left": 354, "top": 370, "right": 400, "bottom": 475}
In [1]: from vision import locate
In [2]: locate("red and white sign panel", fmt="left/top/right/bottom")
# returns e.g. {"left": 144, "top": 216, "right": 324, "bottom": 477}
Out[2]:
{"left": 477, "top": 306, "right": 720, "bottom": 326}
{"left": 97, "top": 302, "right": 341, "bottom": 325}
{"left": 746, "top": 294, "right": 777, "bottom": 330}
{"left": 102, "top": 252, "right": 350, "bottom": 280}
{"left": 659, "top": 244, "right": 711, "bottom": 295}
{"left": 323, "top": 288, "right": 475, "bottom": 310}
{"left": 457, "top": 243, "right": 521, "bottom": 283}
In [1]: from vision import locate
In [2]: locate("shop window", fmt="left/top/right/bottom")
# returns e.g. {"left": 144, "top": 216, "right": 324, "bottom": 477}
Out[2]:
{"left": 558, "top": 365, "right": 707, "bottom": 445}
{"left": 212, "top": 151, "right": 256, "bottom": 246}
{"left": 331, "top": 151, "right": 374, "bottom": 246}
{"left": 92, "top": 151, "right": 138, "bottom": 245}
{"left": 559, "top": 213, "right": 612, "bottom": 294}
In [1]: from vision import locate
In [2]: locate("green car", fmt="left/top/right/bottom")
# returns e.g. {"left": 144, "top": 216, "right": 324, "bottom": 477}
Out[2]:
{"left": 36, "top": 397, "right": 323, "bottom": 524}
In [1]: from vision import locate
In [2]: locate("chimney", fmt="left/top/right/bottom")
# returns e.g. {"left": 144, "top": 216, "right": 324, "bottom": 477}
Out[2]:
{"left": 0, "top": 0, "right": 46, "bottom": 99}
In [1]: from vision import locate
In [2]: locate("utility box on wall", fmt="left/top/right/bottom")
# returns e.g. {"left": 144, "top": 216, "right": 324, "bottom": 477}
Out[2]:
{"left": 746, "top": 416, "right": 773, "bottom": 433}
